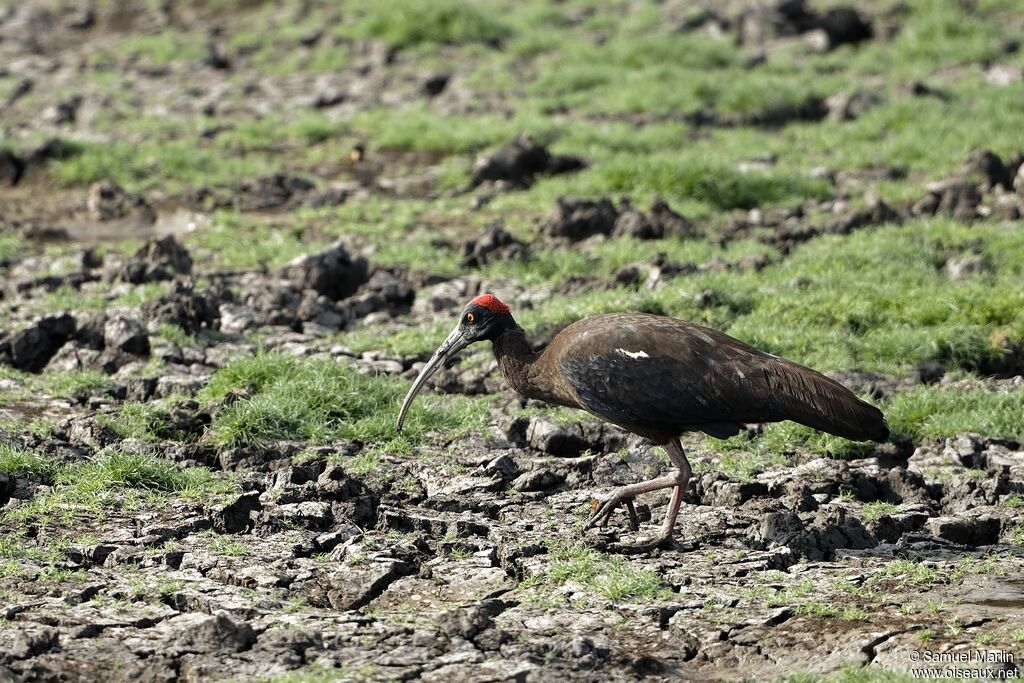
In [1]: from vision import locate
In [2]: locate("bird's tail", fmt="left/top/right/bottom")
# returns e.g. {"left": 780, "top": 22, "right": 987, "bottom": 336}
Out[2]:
{"left": 764, "top": 358, "right": 890, "bottom": 442}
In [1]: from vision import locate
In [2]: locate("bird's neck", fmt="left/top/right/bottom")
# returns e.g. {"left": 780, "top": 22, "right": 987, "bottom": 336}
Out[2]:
{"left": 491, "top": 325, "right": 545, "bottom": 399}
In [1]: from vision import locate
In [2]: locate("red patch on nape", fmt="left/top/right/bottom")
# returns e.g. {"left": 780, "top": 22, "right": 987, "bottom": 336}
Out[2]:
{"left": 470, "top": 293, "right": 510, "bottom": 314}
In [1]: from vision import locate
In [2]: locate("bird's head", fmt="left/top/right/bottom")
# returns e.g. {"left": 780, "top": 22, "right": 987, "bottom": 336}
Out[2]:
{"left": 396, "top": 293, "right": 513, "bottom": 432}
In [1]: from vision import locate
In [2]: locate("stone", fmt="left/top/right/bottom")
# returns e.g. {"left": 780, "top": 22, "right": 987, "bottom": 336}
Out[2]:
{"left": 219, "top": 304, "right": 257, "bottom": 334}
{"left": 825, "top": 90, "right": 881, "bottom": 122}
{"left": 960, "top": 149, "right": 1012, "bottom": 192}
{"left": 469, "top": 133, "right": 585, "bottom": 190}
{"left": 460, "top": 224, "right": 530, "bottom": 267}
{"left": 104, "top": 315, "right": 150, "bottom": 355}
{"left": 926, "top": 516, "right": 1000, "bottom": 546}
{"left": 86, "top": 179, "right": 154, "bottom": 222}
{"left": 525, "top": 416, "right": 596, "bottom": 457}
{"left": 0, "top": 149, "right": 23, "bottom": 185}
{"left": 279, "top": 242, "right": 369, "bottom": 301}
{"left": 0, "top": 313, "right": 76, "bottom": 372}
{"left": 543, "top": 197, "right": 619, "bottom": 242}
{"left": 141, "top": 282, "right": 220, "bottom": 334}
{"left": 108, "top": 235, "right": 193, "bottom": 284}
{"left": 944, "top": 254, "right": 991, "bottom": 281}
{"left": 215, "top": 491, "right": 262, "bottom": 533}
{"left": 160, "top": 612, "right": 256, "bottom": 654}
{"left": 235, "top": 173, "right": 315, "bottom": 211}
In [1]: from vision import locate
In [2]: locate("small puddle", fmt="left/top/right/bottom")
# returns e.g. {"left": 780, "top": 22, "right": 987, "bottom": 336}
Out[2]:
{"left": 60, "top": 207, "right": 210, "bottom": 242}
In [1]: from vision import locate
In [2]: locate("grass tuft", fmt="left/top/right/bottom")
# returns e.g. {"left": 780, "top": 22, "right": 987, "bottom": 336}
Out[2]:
{"left": 199, "top": 351, "right": 489, "bottom": 450}
{"left": 343, "top": 0, "right": 511, "bottom": 48}
{"left": 0, "top": 444, "right": 62, "bottom": 483}
{"left": 547, "top": 543, "right": 673, "bottom": 602}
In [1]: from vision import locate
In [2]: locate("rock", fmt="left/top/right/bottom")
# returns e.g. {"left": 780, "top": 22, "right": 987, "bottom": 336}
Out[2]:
{"left": 461, "top": 224, "right": 530, "bottom": 267}
{"left": 108, "top": 235, "right": 193, "bottom": 284}
{"left": 7, "top": 625, "right": 59, "bottom": 659}
{"left": 422, "top": 73, "right": 450, "bottom": 97}
{"left": 914, "top": 178, "right": 981, "bottom": 221}
{"left": 469, "top": 133, "right": 585, "bottom": 190}
{"left": 271, "top": 501, "right": 333, "bottom": 530}
{"left": 737, "top": 1, "right": 871, "bottom": 52}
{"left": 23, "top": 138, "right": 76, "bottom": 168}
{"left": 944, "top": 253, "right": 991, "bottom": 281}
{"left": 525, "top": 416, "right": 596, "bottom": 457}
{"left": 219, "top": 303, "right": 257, "bottom": 333}
{"left": 818, "top": 6, "right": 873, "bottom": 49}
{"left": 825, "top": 90, "right": 881, "bottom": 122}
{"left": 321, "top": 559, "right": 411, "bottom": 610}
{"left": 215, "top": 491, "right": 262, "bottom": 533}
{"left": 0, "top": 313, "right": 76, "bottom": 372}
{"left": 66, "top": 416, "right": 118, "bottom": 448}
{"left": 86, "top": 179, "right": 154, "bottom": 222}
{"left": 613, "top": 204, "right": 656, "bottom": 240}
{"left": 141, "top": 282, "right": 221, "bottom": 334}
{"left": 543, "top": 197, "right": 619, "bottom": 242}
{"left": 960, "top": 149, "right": 1012, "bottom": 192}
{"left": 249, "top": 627, "right": 322, "bottom": 669}
{"left": 511, "top": 468, "right": 565, "bottom": 492}
{"left": 926, "top": 516, "right": 1000, "bottom": 546}
{"left": 279, "top": 242, "right": 369, "bottom": 301}
{"left": 753, "top": 506, "right": 876, "bottom": 560}
{"left": 160, "top": 612, "right": 256, "bottom": 654}
{"left": 235, "top": 173, "right": 315, "bottom": 211}
{"left": 411, "top": 279, "right": 476, "bottom": 316}
{"left": 304, "top": 185, "right": 351, "bottom": 208}
{"left": 985, "top": 63, "right": 1023, "bottom": 87}
{"left": 0, "top": 149, "right": 24, "bottom": 185}
{"left": 650, "top": 198, "right": 697, "bottom": 238}
{"left": 104, "top": 315, "right": 150, "bottom": 355}
{"left": 436, "top": 605, "right": 493, "bottom": 640}
{"left": 343, "top": 269, "right": 415, "bottom": 319}
{"left": 42, "top": 95, "right": 82, "bottom": 126}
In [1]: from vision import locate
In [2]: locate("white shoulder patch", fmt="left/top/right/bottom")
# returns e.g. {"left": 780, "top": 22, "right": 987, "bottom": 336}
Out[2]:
{"left": 616, "top": 348, "right": 649, "bottom": 359}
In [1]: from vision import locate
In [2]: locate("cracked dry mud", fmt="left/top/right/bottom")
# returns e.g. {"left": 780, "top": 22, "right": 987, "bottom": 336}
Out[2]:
{"left": 3, "top": 400, "right": 1024, "bottom": 682}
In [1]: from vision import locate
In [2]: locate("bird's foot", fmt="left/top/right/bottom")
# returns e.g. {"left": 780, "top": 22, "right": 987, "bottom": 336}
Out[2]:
{"left": 605, "top": 533, "right": 697, "bottom": 555}
{"left": 585, "top": 492, "right": 640, "bottom": 532}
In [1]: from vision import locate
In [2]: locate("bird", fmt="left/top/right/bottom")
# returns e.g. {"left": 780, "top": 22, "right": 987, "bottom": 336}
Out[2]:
{"left": 396, "top": 293, "right": 889, "bottom": 553}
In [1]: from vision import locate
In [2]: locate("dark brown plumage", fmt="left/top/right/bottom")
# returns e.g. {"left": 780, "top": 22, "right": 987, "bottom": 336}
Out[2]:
{"left": 397, "top": 294, "right": 889, "bottom": 552}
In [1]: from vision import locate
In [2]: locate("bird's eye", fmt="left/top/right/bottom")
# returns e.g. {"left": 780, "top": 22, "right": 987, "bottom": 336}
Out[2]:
{"left": 466, "top": 312, "right": 476, "bottom": 324}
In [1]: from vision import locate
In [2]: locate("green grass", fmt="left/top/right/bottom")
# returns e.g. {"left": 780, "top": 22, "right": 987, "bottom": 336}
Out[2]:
{"left": 113, "top": 30, "right": 205, "bottom": 66}
{"left": 0, "top": 443, "right": 62, "bottom": 483}
{"left": 587, "top": 155, "right": 831, "bottom": 211}
{"left": 874, "top": 556, "right": 1004, "bottom": 589}
{"left": 794, "top": 601, "right": 871, "bottom": 622}
{"left": 198, "top": 351, "right": 490, "bottom": 450}
{"left": 341, "top": 0, "right": 511, "bottom": 48}
{"left": 62, "top": 451, "right": 225, "bottom": 496}
{"left": 862, "top": 502, "right": 900, "bottom": 522}
{"left": 100, "top": 399, "right": 197, "bottom": 443}
{"left": 37, "top": 370, "right": 118, "bottom": 398}
{"left": 0, "top": 233, "right": 24, "bottom": 262}
{"left": 188, "top": 210, "right": 325, "bottom": 269}
{"left": 887, "top": 387, "right": 1024, "bottom": 442}
{"left": 547, "top": 543, "right": 673, "bottom": 602}
{"left": 50, "top": 139, "right": 274, "bottom": 192}
{"left": 2, "top": 449, "right": 235, "bottom": 526}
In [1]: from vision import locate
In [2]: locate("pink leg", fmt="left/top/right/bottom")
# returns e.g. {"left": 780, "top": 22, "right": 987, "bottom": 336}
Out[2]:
{"left": 585, "top": 438, "right": 692, "bottom": 553}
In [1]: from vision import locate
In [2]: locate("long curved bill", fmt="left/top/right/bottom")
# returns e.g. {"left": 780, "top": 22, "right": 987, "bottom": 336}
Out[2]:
{"left": 395, "top": 323, "right": 470, "bottom": 432}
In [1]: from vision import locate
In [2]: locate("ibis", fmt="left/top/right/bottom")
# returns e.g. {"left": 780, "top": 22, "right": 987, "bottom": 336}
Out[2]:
{"left": 396, "top": 293, "right": 889, "bottom": 552}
